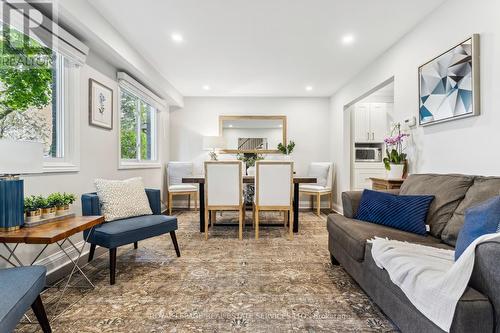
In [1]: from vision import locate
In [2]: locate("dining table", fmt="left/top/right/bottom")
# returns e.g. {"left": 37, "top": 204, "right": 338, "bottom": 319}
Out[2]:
{"left": 182, "top": 175, "right": 317, "bottom": 233}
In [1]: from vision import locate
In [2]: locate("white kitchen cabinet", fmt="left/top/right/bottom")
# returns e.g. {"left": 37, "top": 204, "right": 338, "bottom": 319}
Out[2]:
{"left": 353, "top": 103, "right": 388, "bottom": 143}
{"left": 353, "top": 103, "right": 370, "bottom": 142}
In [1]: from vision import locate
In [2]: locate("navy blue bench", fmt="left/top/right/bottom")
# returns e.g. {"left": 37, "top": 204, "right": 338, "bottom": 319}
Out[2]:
{"left": 0, "top": 266, "right": 51, "bottom": 332}
{"left": 81, "top": 189, "right": 180, "bottom": 285}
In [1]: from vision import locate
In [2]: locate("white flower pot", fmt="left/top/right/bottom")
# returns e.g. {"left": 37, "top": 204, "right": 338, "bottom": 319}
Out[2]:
{"left": 247, "top": 166, "right": 256, "bottom": 176}
{"left": 387, "top": 164, "right": 405, "bottom": 179}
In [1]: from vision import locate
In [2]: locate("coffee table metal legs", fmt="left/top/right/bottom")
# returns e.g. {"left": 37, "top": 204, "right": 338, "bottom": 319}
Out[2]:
{"left": 0, "top": 227, "right": 95, "bottom": 322}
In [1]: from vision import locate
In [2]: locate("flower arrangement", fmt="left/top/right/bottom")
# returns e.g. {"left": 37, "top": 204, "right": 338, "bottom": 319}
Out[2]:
{"left": 277, "top": 140, "right": 295, "bottom": 155}
{"left": 383, "top": 123, "right": 410, "bottom": 171}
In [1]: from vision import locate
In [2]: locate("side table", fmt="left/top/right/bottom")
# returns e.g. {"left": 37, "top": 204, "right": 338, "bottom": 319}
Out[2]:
{"left": 0, "top": 215, "right": 104, "bottom": 321}
{"left": 370, "top": 177, "right": 405, "bottom": 191}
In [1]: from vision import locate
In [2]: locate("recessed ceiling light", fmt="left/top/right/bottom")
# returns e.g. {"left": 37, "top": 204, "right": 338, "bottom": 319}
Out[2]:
{"left": 202, "top": 85, "right": 211, "bottom": 91}
{"left": 229, "top": 124, "right": 233, "bottom": 128}
{"left": 171, "top": 33, "right": 184, "bottom": 43}
{"left": 342, "top": 34, "right": 355, "bottom": 45}
{"left": 305, "top": 86, "right": 313, "bottom": 91}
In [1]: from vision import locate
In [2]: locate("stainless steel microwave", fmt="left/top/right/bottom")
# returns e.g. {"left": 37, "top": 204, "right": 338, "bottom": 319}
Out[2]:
{"left": 355, "top": 147, "right": 382, "bottom": 162}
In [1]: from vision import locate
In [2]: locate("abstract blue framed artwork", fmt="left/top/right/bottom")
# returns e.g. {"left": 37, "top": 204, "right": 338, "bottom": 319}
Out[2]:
{"left": 419, "top": 35, "right": 480, "bottom": 126}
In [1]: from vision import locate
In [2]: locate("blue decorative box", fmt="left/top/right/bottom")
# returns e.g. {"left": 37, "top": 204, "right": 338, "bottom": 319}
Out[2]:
{"left": 0, "top": 178, "right": 24, "bottom": 231}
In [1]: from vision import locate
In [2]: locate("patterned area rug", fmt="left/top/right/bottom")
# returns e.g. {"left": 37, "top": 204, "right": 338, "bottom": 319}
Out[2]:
{"left": 16, "top": 211, "right": 397, "bottom": 332}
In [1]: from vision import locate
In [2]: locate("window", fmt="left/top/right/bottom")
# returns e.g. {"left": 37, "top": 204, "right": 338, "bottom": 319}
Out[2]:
{"left": 119, "top": 88, "right": 159, "bottom": 167}
{"left": 0, "top": 24, "right": 62, "bottom": 157}
{"left": 0, "top": 15, "right": 83, "bottom": 172}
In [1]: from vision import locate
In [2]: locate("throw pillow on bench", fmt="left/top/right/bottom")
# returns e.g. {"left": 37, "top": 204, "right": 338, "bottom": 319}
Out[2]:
{"left": 355, "top": 189, "right": 434, "bottom": 235}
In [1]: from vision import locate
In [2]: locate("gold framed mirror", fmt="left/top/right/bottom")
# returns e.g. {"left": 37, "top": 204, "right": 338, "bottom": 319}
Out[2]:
{"left": 219, "top": 115, "right": 287, "bottom": 154}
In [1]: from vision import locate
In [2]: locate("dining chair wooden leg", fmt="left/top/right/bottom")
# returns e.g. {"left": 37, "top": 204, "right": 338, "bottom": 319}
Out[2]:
{"left": 238, "top": 208, "right": 243, "bottom": 240}
{"left": 168, "top": 192, "right": 173, "bottom": 216}
{"left": 188, "top": 194, "right": 191, "bottom": 211}
{"left": 310, "top": 195, "right": 313, "bottom": 212}
{"left": 210, "top": 210, "right": 216, "bottom": 226}
{"left": 204, "top": 207, "right": 209, "bottom": 240}
{"left": 289, "top": 208, "right": 294, "bottom": 240}
{"left": 284, "top": 209, "right": 289, "bottom": 227}
{"left": 252, "top": 205, "right": 255, "bottom": 228}
{"left": 316, "top": 193, "right": 321, "bottom": 216}
{"left": 195, "top": 192, "right": 198, "bottom": 211}
{"left": 255, "top": 208, "right": 259, "bottom": 239}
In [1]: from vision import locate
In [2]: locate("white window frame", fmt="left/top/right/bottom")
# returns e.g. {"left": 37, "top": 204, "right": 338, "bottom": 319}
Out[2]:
{"left": 2, "top": 0, "right": 88, "bottom": 173}
{"left": 118, "top": 87, "right": 160, "bottom": 170}
{"left": 41, "top": 55, "right": 81, "bottom": 173}
{"left": 117, "top": 72, "right": 167, "bottom": 170}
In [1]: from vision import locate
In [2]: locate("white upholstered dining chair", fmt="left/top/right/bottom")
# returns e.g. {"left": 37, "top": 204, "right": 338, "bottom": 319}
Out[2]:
{"left": 204, "top": 161, "right": 244, "bottom": 240}
{"left": 167, "top": 162, "right": 198, "bottom": 215}
{"left": 299, "top": 162, "right": 334, "bottom": 216}
{"left": 254, "top": 161, "right": 294, "bottom": 240}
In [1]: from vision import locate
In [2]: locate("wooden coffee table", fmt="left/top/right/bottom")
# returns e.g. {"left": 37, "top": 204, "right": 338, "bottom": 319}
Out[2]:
{"left": 0, "top": 215, "right": 104, "bottom": 321}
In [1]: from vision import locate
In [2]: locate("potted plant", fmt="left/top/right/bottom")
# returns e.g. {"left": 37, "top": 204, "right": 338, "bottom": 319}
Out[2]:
{"left": 237, "top": 153, "right": 264, "bottom": 176}
{"left": 277, "top": 140, "right": 296, "bottom": 159}
{"left": 60, "top": 193, "right": 76, "bottom": 215}
{"left": 383, "top": 123, "right": 410, "bottom": 179}
{"left": 38, "top": 196, "right": 56, "bottom": 219}
{"left": 24, "top": 195, "right": 42, "bottom": 223}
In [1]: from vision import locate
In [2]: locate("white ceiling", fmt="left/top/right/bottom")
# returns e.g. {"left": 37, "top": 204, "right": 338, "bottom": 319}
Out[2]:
{"left": 87, "top": 0, "right": 446, "bottom": 97}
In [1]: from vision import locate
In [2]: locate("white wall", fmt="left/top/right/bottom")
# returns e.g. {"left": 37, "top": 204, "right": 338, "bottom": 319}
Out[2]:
{"left": 330, "top": 0, "right": 500, "bottom": 209}
{"left": 170, "top": 97, "right": 331, "bottom": 206}
{"left": 0, "top": 51, "right": 170, "bottom": 273}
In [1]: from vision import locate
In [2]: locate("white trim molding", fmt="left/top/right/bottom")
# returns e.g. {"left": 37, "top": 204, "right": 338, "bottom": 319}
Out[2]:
{"left": 117, "top": 72, "right": 168, "bottom": 111}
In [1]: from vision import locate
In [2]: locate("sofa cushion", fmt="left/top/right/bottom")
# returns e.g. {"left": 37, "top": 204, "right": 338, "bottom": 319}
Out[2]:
{"left": 327, "top": 214, "right": 443, "bottom": 262}
{"left": 0, "top": 266, "right": 46, "bottom": 333}
{"left": 87, "top": 215, "right": 178, "bottom": 248}
{"left": 441, "top": 176, "right": 500, "bottom": 246}
{"left": 95, "top": 177, "right": 153, "bottom": 222}
{"left": 399, "top": 174, "right": 474, "bottom": 238}
{"left": 455, "top": 196, "right": 500, "bottom": 260}
{"left": 355, "top": 189, "right": 434, "bottom": 235}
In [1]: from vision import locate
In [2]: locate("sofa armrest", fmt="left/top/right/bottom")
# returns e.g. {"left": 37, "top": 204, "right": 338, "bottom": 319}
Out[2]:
{"left": 342, "top": 191, "right": 363, "bottom": 218}
{"left": 81, "top": 193, "right": 101, "bottom": 216}
{"left": 469, "top": 241, "right": 500, "bottom": 327}
{"left": 145, "top": 189, "right": 162, "bottom": 215}
{"left": 342, "top": 189, "right": 401, "bottom": 218}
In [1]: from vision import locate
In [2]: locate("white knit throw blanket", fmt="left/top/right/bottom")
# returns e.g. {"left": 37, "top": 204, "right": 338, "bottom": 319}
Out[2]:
{"left": 369, "top": 233, "right": 500, "bottom": 332}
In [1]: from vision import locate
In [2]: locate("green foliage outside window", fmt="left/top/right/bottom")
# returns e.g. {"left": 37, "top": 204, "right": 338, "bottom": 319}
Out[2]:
{"left": 0, "top": 25, "right": 56, "bottom": 155}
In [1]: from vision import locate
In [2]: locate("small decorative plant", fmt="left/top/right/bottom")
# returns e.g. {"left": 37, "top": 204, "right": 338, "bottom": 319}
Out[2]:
{"left": 277, "top": 140, "right": 295, "bottom": 155}
{"left": 24, "top": 195, "right": 43, "bottom": 222}
{"left": 63, "top": 193, "right": 77, "bottom": 206}
{"left": 47, "top": 192, "right": 64, "bottom": 208}
{"left": 237, "top": 153, "right": 264, "bottom": 173}
{"left": 383, "top": 123, "right": 410, "bottom": 172}
{"left": 24, "top": 196, "right": 40, "bottom": 213}
{"left": 47, "top": 192, "right": 76, "bottom": 215}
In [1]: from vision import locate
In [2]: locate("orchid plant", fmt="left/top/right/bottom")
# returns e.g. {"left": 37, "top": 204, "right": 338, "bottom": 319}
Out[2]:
{"left": 383, "top": 123, "right": 410, "bottom": 171}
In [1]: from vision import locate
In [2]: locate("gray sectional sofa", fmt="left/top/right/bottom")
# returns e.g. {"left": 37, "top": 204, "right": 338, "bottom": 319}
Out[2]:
{"left": 327, "top": 174, "right": 500, "bottom": 333}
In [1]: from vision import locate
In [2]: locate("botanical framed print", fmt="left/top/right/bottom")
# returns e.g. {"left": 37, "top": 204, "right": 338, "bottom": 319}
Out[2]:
{"left": 89, "top": 78, "right": 114, "bottom": 129}
{"left": 418, "top": 34, "right": 480, "bottom": 126}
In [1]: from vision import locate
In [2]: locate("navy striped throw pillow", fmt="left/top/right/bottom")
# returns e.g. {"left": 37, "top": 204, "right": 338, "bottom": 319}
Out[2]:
{"left": 355, "top": 189, "right": 434, "bottom": 235}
